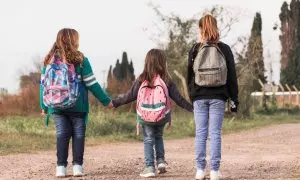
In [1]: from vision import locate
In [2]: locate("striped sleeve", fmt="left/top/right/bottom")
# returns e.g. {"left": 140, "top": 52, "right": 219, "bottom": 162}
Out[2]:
{"left": 83, "top": 72, "right": 97, "bottom": 87}
{"left": 82, "top": 58, "right": 111, "bottom": 106}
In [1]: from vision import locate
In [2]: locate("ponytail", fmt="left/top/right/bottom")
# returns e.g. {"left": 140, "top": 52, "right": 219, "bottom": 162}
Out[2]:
{"left": 199, "top": 14, "right": 220, "bottom": 43}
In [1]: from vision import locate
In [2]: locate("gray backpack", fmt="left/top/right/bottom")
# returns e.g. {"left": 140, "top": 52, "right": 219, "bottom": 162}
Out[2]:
{"left": 193, "top": 43, "right": 227, "bottom": 87}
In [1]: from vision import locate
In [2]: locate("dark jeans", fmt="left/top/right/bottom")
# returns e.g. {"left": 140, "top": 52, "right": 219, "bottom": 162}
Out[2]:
{"left": 142, "top": 124, "right": 165, "bottom": 167}
{"left": 53, "top": 112, "right": 86, "bottom": 167}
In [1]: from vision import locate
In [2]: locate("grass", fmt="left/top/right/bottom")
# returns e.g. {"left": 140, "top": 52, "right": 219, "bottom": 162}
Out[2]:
{"left": 0, "top": 110, "right": 300, "bottom": 155}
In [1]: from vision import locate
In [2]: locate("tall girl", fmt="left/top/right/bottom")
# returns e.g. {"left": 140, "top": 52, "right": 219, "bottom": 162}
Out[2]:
{"left": 187, "top": 15, "right": 239, "bottom": 180}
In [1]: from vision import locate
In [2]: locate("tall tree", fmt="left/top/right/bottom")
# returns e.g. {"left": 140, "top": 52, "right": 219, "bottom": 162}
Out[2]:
{"left": 279, "top": 1, "right": 293, "bottom": 69}
{"left": 281, "top": 44, "right": 300, "bottom": 86}
{"left": 107, "top": 52, "right": 135, "bottom": 97}
{"left": 120, "top": 52, "right": 130, "bottom": 81}
{"left": 129, "top": 60, "right": 135, "bottom": 81}
{"left": 246, "top": 12, "right": 266, "bottom": 91}
{"left": 113, "top": 59, "right": 121, "bottom": 80}
{"left": 280, "top": 0, "right": 300, "bottom": 86}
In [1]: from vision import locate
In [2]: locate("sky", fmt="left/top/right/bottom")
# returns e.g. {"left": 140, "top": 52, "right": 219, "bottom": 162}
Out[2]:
{"left": 0, "top": 0, "right": 289, "bottom": 93}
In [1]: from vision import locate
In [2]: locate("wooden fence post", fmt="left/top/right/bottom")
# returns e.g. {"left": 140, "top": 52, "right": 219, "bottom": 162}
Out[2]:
{"left": 292, "top": 85, "right": 299, "bottom": 106}
{"left": 279, "top": 84, "right": 285, "bottom": 108}
{"left": 285, "top": 84, "right": 292, "bottom": 107}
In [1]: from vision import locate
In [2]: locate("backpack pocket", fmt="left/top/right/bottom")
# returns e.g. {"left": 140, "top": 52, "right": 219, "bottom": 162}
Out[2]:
{"left": 195, "top": 66, "right": 227, "bottom": 87}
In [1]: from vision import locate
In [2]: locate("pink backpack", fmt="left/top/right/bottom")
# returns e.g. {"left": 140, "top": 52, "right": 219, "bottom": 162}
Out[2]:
{"left": 136, "top": 76, "right": 171, "bottom": 124}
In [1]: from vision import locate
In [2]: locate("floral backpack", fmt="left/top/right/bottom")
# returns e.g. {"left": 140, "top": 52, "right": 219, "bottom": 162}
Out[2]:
{"left": 136, "top": 75, "right": 171, "bottom": 125}
{"left": 41, "top": 54, "right": 80, "bottom": 109}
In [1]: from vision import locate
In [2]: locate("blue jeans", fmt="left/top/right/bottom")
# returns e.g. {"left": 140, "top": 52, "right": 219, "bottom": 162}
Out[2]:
{"left": 142, "top": 124, "right": 165, "bottom": 167}
{"left": 193, "top": 99, "right": 225, "bottom": 171}
{"left": 53, "top": 112, "right": 86, "bottom": 167}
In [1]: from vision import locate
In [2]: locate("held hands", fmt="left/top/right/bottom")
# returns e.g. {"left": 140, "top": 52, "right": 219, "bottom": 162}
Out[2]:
{"left": 230, "top": 100, "right": 238, "bottom": 113}
{"left": 166, "top": 121, "right": 172, "bottom": 131}
{"left": 106, "top": 101, "right": 114, "bottom": 109}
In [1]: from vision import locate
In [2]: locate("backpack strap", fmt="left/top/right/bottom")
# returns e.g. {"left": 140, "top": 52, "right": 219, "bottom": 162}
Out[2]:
{"left": 191, "top": 43, "right": 201, "bottom": 61}
{"left": 45, "top": 111, "right": 50, "bottom": 127}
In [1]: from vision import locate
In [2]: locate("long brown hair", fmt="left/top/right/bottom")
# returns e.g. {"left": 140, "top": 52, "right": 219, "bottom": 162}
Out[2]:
{"left": 199, "top": 14, "right": 220, "bottom": 43}
{"left": 138, "top": 49, "right": 171, "bottom": 85}
{"left": 44, "top": 28, "right": 84, "bottom": 65}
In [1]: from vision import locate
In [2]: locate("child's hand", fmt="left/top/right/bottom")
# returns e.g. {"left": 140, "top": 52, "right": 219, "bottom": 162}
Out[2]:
{"left": 106, "top": 101, "right": 114, "bottom": 109}
{"left": 41, "top": 110, "right": 46, "bottom": 116}
{"left": 166, "top": 121, "right": 172, "bottom": 131}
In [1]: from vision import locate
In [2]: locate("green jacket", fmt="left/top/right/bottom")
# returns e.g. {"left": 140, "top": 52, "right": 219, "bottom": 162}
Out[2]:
{"left": 40, "top": 57, "right": 111, "bottom": 126}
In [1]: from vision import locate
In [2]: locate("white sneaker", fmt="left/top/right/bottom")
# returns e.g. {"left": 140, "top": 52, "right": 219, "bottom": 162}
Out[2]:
{"left": 56, "top": 166, "right": 67, "bottom": 177}
{"left": 157, "top": 162, "right": 167, "bottom": 174}
{"left": 195, "top": 169, "right": 206, "bottom": 180}
{"left": 210, "top": 170, "right": 220, "bottom": 180}
{"left": 73, "top": 164, "right": 84, "bottom": 177}
{"left": 139, "top": 166, "right": 156, "bottom": 178}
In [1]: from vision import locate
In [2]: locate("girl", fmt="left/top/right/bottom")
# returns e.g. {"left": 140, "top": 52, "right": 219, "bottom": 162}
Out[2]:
{"left": 187, "top": 15, "right": 239, "bottom": 180}
{"left": 112, "top": 49, "right": 193, "bottom": 178}
{"left": 40, "top": 28, "right": 112, "bottom": 177}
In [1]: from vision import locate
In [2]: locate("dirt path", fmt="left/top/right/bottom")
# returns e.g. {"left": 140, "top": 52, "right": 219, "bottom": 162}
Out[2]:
{"left": 1, "top": 123, "right": 300, "bottom": 180}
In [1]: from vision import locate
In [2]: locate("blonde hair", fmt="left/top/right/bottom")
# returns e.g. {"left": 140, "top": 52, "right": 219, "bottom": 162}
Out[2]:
{"left": 199, "top": 14, "right": 220, "bottom": 42}
{"left": 44, "top": 28, "right": 84, "bottom": 65}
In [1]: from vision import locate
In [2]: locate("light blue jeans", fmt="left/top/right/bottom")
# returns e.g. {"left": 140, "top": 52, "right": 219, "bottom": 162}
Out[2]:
{"left": 142, "top": 124, "right": 165, "bottom": 167}
{"left": 193, "top": 99, "right": 225, "bottom": 171}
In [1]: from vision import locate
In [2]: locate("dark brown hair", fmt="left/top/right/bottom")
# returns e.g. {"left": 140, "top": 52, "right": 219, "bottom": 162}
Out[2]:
{"left": 138, "top": 49, "right": 171, "bottom": 85}
{"left": 199, "top": 14, "right": 220, "bottom": 42}
{"left": 44, "top": 28, "right": 84, "bottom": 65}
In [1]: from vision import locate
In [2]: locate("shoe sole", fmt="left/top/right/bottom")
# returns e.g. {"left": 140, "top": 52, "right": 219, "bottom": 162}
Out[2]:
{"left": 195, "top": 177, "right": 205, "bottom": 180}
{"left": 139, "top": 173, "right": 156, "bottom": 178}
{"left": 73, "top": 173, "right": 84, "bottom": 177}
{"left": 56, "top": 175, "right": 66, "bottom": 178}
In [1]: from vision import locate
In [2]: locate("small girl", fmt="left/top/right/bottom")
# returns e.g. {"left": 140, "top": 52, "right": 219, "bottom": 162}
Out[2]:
{"left": 40, "top": 28, "right": 112, "bottom": 177}
{"left": 112, "top": 49, "right": 193, "bottom": 178}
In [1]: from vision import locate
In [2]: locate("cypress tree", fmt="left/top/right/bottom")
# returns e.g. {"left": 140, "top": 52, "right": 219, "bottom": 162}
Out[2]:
{"left": 120, "top": 52, "right": 129, "bottom": 81}
{"left": 129, "top": 60, "right": 135, "bottom": 81}
{"left": 280, "top": 0, "right": 300, "bottom": 86}
{"left": 279, "top": 1, "right": 293, "bottom": 69}
{"left": 113, "top": 59, "right": 121, "bottom": 80}
{"left": 246, "top": 12, "right": 266, "bottom": 91}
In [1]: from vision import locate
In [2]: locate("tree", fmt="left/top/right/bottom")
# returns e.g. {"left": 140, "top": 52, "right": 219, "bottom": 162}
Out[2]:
{"left": 129, "top": 60, "right": 135, "bottom": 81}
{"left": 235, "top": 37, "right": 256, "bottom": 117}
{"left": 280, "top": 44, "right": 300, "bottom": 86}
{"left": 245, "top": 12, "right": 266, "bottom": 91}
{"left": 279, "top": 1, "right": 293, "bottom": 69}
{"left": 107, "top": 52, "right": 135, "bottom": 97}
{"left": 20, "top": 72, "right": 40, "bottom": 89}
{"left": 113, "top": 59, "right": 121, "bottom": 80}
{"left": 119, "top": 52, "right": 129, "bottom": 81}
{"left": 149, "top": 4, "right": 241, "bottom": 100}
{"left": 280, "top": 0, "right": 300, "bottom": 86}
